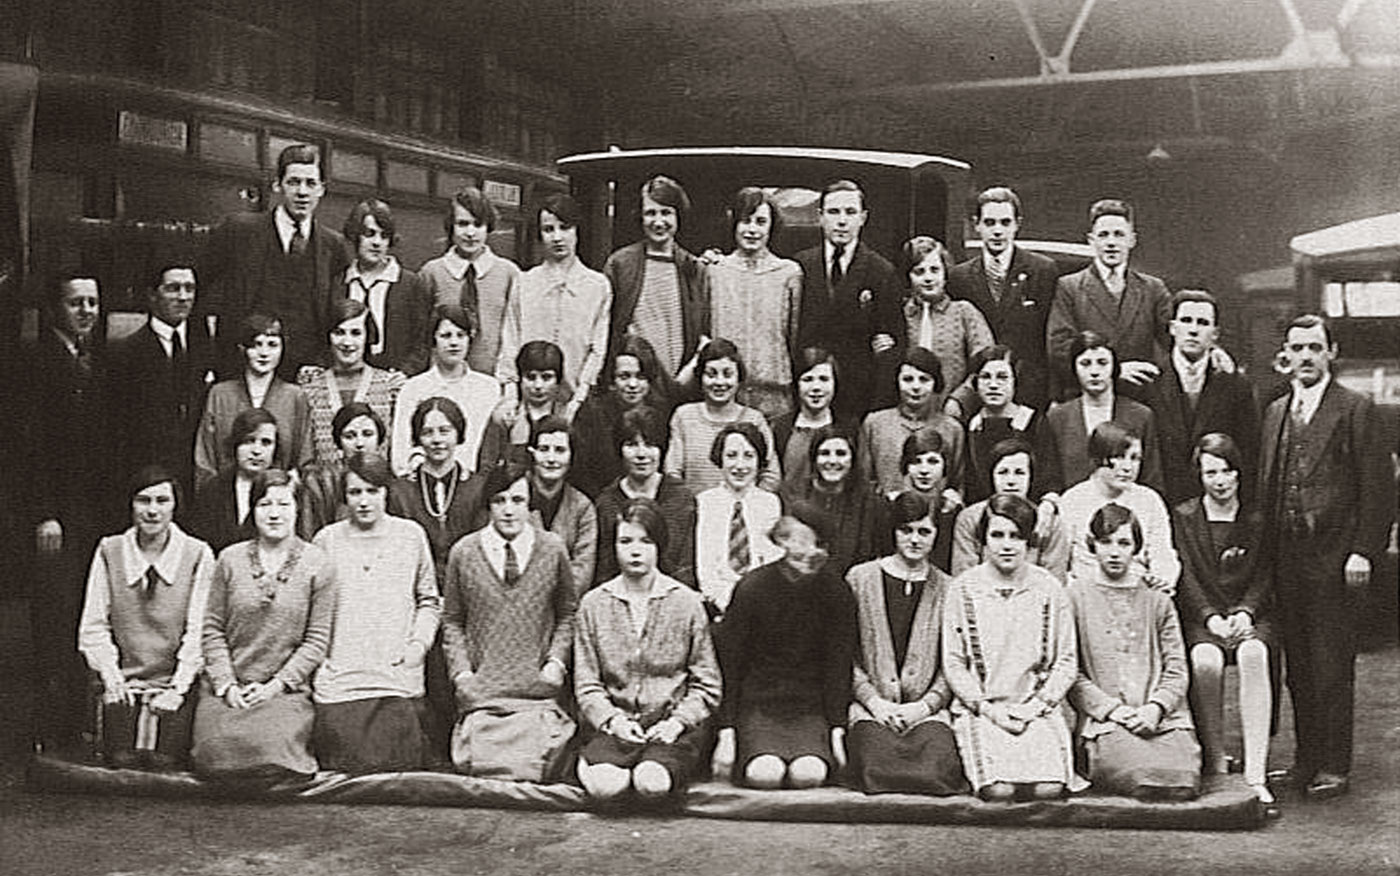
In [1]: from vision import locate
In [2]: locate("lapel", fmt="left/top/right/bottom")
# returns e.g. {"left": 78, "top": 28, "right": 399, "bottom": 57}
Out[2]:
{"left": 612, "top": 243, "right": 646, "bottom": 328}
{"left": 1118, "top": 270, "right": 1150, "bottom": 338}
{"left": 962, "top": 257, "right": 998, "bottom": 319}
{"left": 1179, "top": 499, "right": 1214, "bottom": 577}
{"left": 1065, "top": 399, "right": 1089, "bottom": 460}
{"left": 1295, "top": 381, "right": 1348, "bottom": 480}
{"left": 1259, "top": 395, "right": 1287, "bottom": 489}
{"left": 1079, "top": 269, "right": 1121, "bottom": 327}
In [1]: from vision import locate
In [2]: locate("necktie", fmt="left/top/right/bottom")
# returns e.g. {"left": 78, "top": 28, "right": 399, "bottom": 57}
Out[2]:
{"left": 918, "top": 304, "right": 935, "bottom": 351}
{"left": 503, "top": 539, "right": 520, "bottom": 586}
{"left": 170, "top": 328, "right": 187, "bottom": 416}
{"left": 142, "top": 566, "right": 160, "bottom": 600}
{"left": 1291, "top": 394, "right": 1308, "bottom": 429}
{"left": 829, "top": 245, "right": 845, "bottom": 290}
{"left": 463, "top": 262, "right": 480, "bottom": 312}
{"left": 985, "top": 258, "right": 1007, "bottom": 304}
{"left": 1105, "top": 270, "right": 1125, "bottom": 300}
{"left": 290, "top": 222, "right": 308, "bottom": 255}
{"left": 73, "top": 333, "right": 92, "bottom": 379}
{"left": 728, "top": 500, "right": 750, "bottom": 574}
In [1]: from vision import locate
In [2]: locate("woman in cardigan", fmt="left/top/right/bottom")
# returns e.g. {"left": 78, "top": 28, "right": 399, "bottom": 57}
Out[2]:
{"left": 705, "top": 187, "right": 802, "bottom": 419}
{"left": 341, "top": 198, "right": 433, "bottom": 376}
{"left": 527, "top": 416, "right": 598, "bottom": 591}
{"left": 571, "top": 335, "right": 675, "bottom": 498}
{"left": 594, "top": 407, "right": 696, "bottom": 588}
{"left": 859, "top": 346, "right": 965, "bottom": 495}
{"left": 962, "top": 345, "right": 1052, "bottom": 505}
{"left": 440, "top": 460, "right": 579, "bottom": 780}
{"left": 665, "top": 338, "right": 780, "bottom": 494}
{"left": 778, "top": 423, "right": 877, "bottom": 577}
{"left": 193, "top": 469, "right": 334, "bottom": 783}
{"left": 574, "top": 498, "right": 721, "bottom": 801}
{"left": 312, "top": 452, "right": 441, "bottom": 773}
{"left": 845, "top": 491, "right": 968, "bottom": 795}
{"left": 78, "top": 466, "right": 215, "bottom": 769}
{"left": 951, "top": 438, "right": 1069, "bottom": 581}
{"left": 942, "top": 493, "right": 1077, "bottom": 802}
{"left": 1172, "top": 432, "right": 1276, "bottom": 803}
{"left": 899, "top": 236, "right": 994, "bottom": 411}
{"left": 770, "top": 346, "right": 856, "bottom": 491}
{"left": 297, "top": 402, "right": 386, "bottom": 540}
{"left": 1069, "top": 503, "right": 1200, "bottom": 800}
{"left": 694, "top": 423, "right": 783, "bottom": 618}
{"left": 195, "top": 313, "right": 313, "bottom": 489}
{"left": 299, "top": 297, "right": 404, "bottom": 466}
{"left": 713, "top": 506, "right": 857, "bottom": 789}
{"left": 194, "top": 408, "right": 279, "bottom": 553}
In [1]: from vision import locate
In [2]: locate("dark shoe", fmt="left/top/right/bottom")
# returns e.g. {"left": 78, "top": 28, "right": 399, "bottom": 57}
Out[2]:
{"left": 1305, "top": 772, "right": 1350, "bottom": 800}
{"left": 1267, "top": 767, "right": 1310, "bottom": 789}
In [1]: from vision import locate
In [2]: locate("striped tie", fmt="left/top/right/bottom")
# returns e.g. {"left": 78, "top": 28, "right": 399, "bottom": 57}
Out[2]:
{"left": 728, "top": 500, "right": 750, "bottom": 574}
{"left": 503, "top": 540, "right": 520, "bottom": 586}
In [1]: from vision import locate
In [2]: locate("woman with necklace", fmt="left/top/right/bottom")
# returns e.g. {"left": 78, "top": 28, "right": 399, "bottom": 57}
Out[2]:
{"left": 391, "top": 304, "right": 501, "bottom": 477}
{"left": 771, "top": 346, "right": 856, "bottom": 491}
{"left": 665, "top": 338, "right": 780, "bottom": 494}
{"left": 779, "top": 424, "right": 877, "bottom": 577}
{"left": 705, "top": 187, "right": 802, "bottom": 420}
{"left": 312, "top": 452, "right": 440, "bottom": 773}
{"left": 193, "top": 469, "right": 333, "bottom": 784}
{"left": 845, "top": 491, "right": 968, "bottom": 795}
{"left": 299, "top": 298, "right": 404, "bottom": 466}
{"left": 593, "top": 407, "right": 696, "bottom": 588}
{"left": 574, "top": 498, "right": 720, "bottom": 803}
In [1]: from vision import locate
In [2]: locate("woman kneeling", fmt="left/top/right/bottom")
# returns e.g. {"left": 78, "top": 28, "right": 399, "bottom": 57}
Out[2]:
{"left": 574, "top": 499, "right": 721, "bottom": 801}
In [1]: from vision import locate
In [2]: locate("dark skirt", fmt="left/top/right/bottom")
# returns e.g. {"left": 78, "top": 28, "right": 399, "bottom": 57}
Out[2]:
{"left": 580, "top": 723, "right": 707, "bottom": 788}
{"left": 99, "top": 688, "right": 196, "bottom": 769}
{"left": 735, "top": 706, "right": 831, "bottom": 779}
{"left": 847, "top": 719, "right": 969, "bottom": 796}
{"left": 1085, "top": 726, "right": 1202, "bottom": 798}
{"left": 192, "top": 685, "right": 317, "bottom": 782}
{"left": 313, "top": 696, "right": 431, "bottom": 774}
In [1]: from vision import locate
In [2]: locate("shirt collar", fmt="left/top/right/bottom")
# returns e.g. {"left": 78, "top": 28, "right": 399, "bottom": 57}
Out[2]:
{"left": 920, "top": 295, "right": 951, "bottom": 314}
{"left": 968, "top": 404, "right": 1035, "bottom": 433}
{"left": 824, "top": 239, "right": 856, "bottom": 268}
{"left": 1094, "top": 260, "right": 1126, "bottom": 285}
{"left": 442, "top": 246, "right": 498, "bottom": 281}
{"left": 1172, "top": 346, "right": 1209, "bottom": 378}
{"left": 982, "top": 246, "right": 1014, "bottom": 274}
{"left": 599, "top": 572, "right": 682, "bottom": 601}
{"left": 120, "top": 524, "right": 190, "bottom": 589}
{"left": 481, "top": 520, "right": 536, "bottom": 558}
{"left": 346, "top": 256, "right": 401, "bottom": 286}
{"left": 274, "top": 205, "right": 309, "bottom": 241}
{"left": 148, "top": 317, "right": 186, "bottom": 344}
{"left": 52, "top": 326, "right": 80, "bottom": 356}
{"left": 1291, "top": 374, "right": 1331, "bottom": 406}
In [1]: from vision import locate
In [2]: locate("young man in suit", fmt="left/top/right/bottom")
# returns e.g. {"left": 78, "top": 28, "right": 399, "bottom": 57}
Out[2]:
{"left": 1258, "top": 314, "right": 1391, "bottom": 800}
{"left": 202, "top": 143, "right": 350, "bottom": 379}
{"left": 795, "top": 179, "right": 903, "bottom": 418}
{"left": 1145, "top": 289, "right": 1258, "bottom": 507}
{"left": 947, "top": 186, "right": 1060, "bottom": 412}
{"left": 1045, "top": 199, "right": 1172, "bottom": 401}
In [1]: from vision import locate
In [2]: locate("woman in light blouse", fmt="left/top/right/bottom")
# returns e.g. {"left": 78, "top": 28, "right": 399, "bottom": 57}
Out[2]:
{"left": 694, "top": 422, "right": 782, "bottom": 617}
{"left": 899, "top": 236, "right": 993, "bottom": 411}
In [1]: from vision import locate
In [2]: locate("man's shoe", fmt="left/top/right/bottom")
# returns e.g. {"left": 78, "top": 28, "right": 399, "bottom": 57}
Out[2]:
{"left": 1305, "top": 772, "right": 1350, "bottom": 800}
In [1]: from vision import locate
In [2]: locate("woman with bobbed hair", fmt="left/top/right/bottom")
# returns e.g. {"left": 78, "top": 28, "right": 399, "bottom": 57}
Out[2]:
{"left": 873, "top": 429, "right": 962, "bottom": 573}
{"left": 706, "top": 186, "right": 803, "bottom": 419}
{"left": 845, "top": 491, "right": 969, "bottom": 795}
{"left": 574, "top": 497, "right": 721, "bottom": 802}
{"left": 299, "top": 297, "right": 404, "bottom": 466}
{"left": 341, "top": 197, "right": 433, "bottom": 376}
{"left": 593, "top": 406, "right": 696, "bottom": 587}
{"left": 194, "top": 407, "right": 280, "bottom": 552}
{"left": 770, "top": 346, "right": 855, "bottom": 491}
{"left": 665, "top": 338, "right": 780, "bottom": 494}
{"left": 390, "top": 396, "right": 488, "bottom": 573}
{"left": 572, "top": 335, "right": 676, "bottom": 498}
{"left": 1172, "top": 432, "right": 1277, "bottom": 803}
{"left": 193, "top": 469, "right": 334, "bottom": 783}
{"left": 951, "top": 437, "right": 1068, "bottom": 581}
{"left": 297, "top": 401, "right": 388, "bottom": 540}
{"left": 962, "top": 344, "right": 1054, "bottom": 504}
{"left": 195, "top": 313, "right": 313, "bottom": 489}
{"left": 943, "top": 492, "right": 1077, "bottom": 802}
{"left": 694, "top": 422, "right": 783, "bottom": 617}
{"left": 312, "top": 452, "right": 440, "bottom": 773}
{"left": 778, "top": 423, "right": 877, "bottom": 576}
{"left": 899, "top": 236, "right": 993, "bottom": 411}
{"left": 859, "top": 345, "right": 966, "bottom": 495}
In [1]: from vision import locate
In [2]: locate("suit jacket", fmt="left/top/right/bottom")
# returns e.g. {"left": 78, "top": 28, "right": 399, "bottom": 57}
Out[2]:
{"left": 192, "top": 467, "right": 250, "bottom": 553}
{"left": 202, "top": 210, "right": 350, "bottom": 378}
{"left": 345, "top": 264, "right": 433, "bottom": 376}
{"left": 795, "top": 242, "right": 903, "bottom": 414}
{"left": 603, "top": 241, "right": 709, "bottom": 372}
{"left": 106, "top": 319, "right": 216, "bottom": 493}
{"left": 1037, "top": 395, "right": 1164, "bottom": 495}
{"left": 846, "top": 559, "right": 951, "bottom": 725}
{"left": 1045, "top": 265, "right": 1171, "bottom": 400}
{"left": 1145, "top": 355, "right": 1259, "bottom": 507}
{"left": 1257, "top": 380, "right": 1392, "bottom": 567}
{"left": 947, "top": 246, "right": 1059, "bottom": 410}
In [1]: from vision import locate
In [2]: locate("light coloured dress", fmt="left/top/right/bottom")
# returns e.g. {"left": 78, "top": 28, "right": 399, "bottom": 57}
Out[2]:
{"left": 707, "top": 250, "right": 802, "bottom": 419}
{"left": 942, "top": 561, "right": 1078, "bottom": 789}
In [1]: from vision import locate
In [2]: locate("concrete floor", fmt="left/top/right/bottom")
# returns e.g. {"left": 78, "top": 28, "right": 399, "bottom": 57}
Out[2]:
{"left": 1, "top": 599, "right": 1398, "bottom": 876}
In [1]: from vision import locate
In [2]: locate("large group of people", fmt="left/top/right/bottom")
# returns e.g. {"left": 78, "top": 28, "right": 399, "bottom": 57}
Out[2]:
{"left": 26, "top": 144, "right": 1392, "bottom": 811}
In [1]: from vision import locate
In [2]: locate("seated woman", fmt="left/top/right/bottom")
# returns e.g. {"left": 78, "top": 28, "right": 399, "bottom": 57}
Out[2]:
{"left": 1069, "top": 503, "right": 1201, "bottom": 800}
{"left": 574, "top": 498, "right": 721, "bottom": 802}
{"left": 1173, "top": 432, "right": 1276, "bottom": 804}
{"left": 962, "top": 345, "right": 1051, "bottom": 505}
{"left": 78, "top": 466, "right": 215, "bottom": 769}
{"left": 527, "top": 416, "right": 598, "bottom": 590}
{"left": 779, "top": 424, "right": 877, "bottom": 577}
{"left": 713, "top": 506, "right": 857, "bottom": 789}
{"left": 1060, "top": 421, "right": 1180, "bottom": 593}
{"left": 477, "top": 340, "right": 570, "bottom": 472}
{"left": 873, "top": 430, "right": 961, "bottom": 573}
{"left": 297, "top": 402, "right": 386, "bottom": 540}
{"left": 859, "top": 346, "right": 965, "bottom": 495}
{"left": 312, "top": 452, "right": 441, "bottom": 774}
{"left": 194, "top": 470, "right": 334, "bottom": 784}
{"left": 390, "top": 303, "right": 501, "bottom": 477}
{"left": 770, "top": 346, "right": 853, "bottom": 491}
{"left": 571, "top": 335, "right": 675, "bottom": 498}
{"left": 194, "top": 313, "right": 312, "bottom": 490}
{"left": 1037, "top": 330, "right": 1163, "bottom": 495}
{"left": 951, "top": 438, "right": 1069, "bottom": 581}
{"left": 341, "top": 197, "right": 433, "bottom": 376}
{"left": 899, "top": 236, "right": 993, "bottom": 412}
{"left": 194, "top": 408, "right": 278, "bottom": 553}
{"left": 390, "top": 397, "right": 488, "bottom": 571}
{"left": 695, "top": 423, "right": 783, "bottom": 618}
{"left": 943, "top": 493, "right": 1077, "bottom": 802}
{"left": 845, "top": 492, "right": 968, "bottom": 796}
{"left": 665, "top": 338, "right": 780, "bottom": 494}
{"left": 441, "top": 460, "right": 578, "bottom": 781}
{"left": 300, "top": 297, "right": 404, "bottom": 466}
{"left": 594, "top": 407, "right": 696, "bottom": 588}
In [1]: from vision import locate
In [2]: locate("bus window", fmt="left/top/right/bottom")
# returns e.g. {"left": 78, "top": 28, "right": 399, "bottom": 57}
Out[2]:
{"left": 1325, "top": 280, "right": 1400, "bottom": 318}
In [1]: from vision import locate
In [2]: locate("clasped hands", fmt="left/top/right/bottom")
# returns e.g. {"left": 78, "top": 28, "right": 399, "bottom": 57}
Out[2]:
{"left": 101, "top": 676, "right": 184, "bottom": 714}
{"left": 223, "top": 677, "right": 287, "bottom": 709}
{"left": 981, "top": 698, "right": 1050, "bottom": 735}
{"left": 1206, "top": 611, "right": 1256, "bottom": 645}
{"left": 866, "top": 698, "right": 932, "bottom": 734}
{"left": 1108, "top": 702, "right": 1164, "bottom": 737}
{"left": 605, "top": 714, "right": 685, "bottom": 746}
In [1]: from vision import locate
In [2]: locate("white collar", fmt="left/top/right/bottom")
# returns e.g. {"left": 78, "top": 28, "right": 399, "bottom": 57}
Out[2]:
{"left": 120, "top": 524, "right": 192, "bottom": 589}
{"left": 824, "top": 239, "right": 856, "bottom": 269}
{"left": 599, "top": 572, "right": 682, "bottom": 601}
{"left": 481, "top": 521, "right": 536, "bottom": 560}
{"left": 982, "top": 246, "right": 1014, "bottom": 274}
{"left": 1094, "top": 260, "right": 1126, "bottom": 285}
{"left": 346, "top": 256, "right": 401, "bottom": 286}
{"left": 149, "top": 317, "right": 186, "bottom": 344}
{"left": 968, "top": 404, "right": 1035, "bottom": 432}
{"left": 441, "top": 246, "right": 498, "bottom": 281}
{"left": 1290, "top": 374, "right": 1331, "bottom": 411}
{"left": 1172, "top": 346, "right": 1209, "bottom": 378}
{"left": 274, "top": 205, "right": 310, "bottom": 247}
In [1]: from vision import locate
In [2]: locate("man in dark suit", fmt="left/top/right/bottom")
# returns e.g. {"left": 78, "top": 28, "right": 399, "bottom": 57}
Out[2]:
{"left": 1145, "top": 289, "right": 1259, "bottom": 507}
{"left": 947, "top": 186, "right": 1059, "bottom": 412}
{"left": 202, "top": 143, "right": 349, "bottom": 379}
{"left": 795, "top": 179, "right": 903, "bottom": 418}
{"left": 106, "top": 265, "right": 215, "bottom": 499}
{"left": 24, "top": 273, "right": 110, "bottom": 751}
{"left": 1046, "top": 198, "right": 1171, "bottom": 401}
{"left": 1258, "top": 314, "right": 1391, "bottom": 799}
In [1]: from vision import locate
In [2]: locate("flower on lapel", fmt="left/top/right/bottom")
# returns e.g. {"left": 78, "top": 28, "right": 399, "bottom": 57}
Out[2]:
{"left": 1016, "top": 272, "right": 1028, "bottom": 285}
{"left": 858, "top": 288, "right": 873, "bottom": 306}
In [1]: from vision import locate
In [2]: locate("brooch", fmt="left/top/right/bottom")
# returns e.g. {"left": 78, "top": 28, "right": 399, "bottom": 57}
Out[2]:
{"left": 858, "top": 288, "right": 873, "bottom": 306}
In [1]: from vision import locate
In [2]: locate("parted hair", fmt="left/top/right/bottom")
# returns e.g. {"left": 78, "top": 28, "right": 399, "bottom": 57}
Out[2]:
{"left": 886, "top": 490, "right": 933, "bottom": 533}
{"left": 1068, "top": 329, "right": 1120, "bottom": 384}
{"left": 343, "top": 451, "right": 394, "bottom": 492}
{"left": 972, "top": 186, "right": 1022, "bottom": 220}
{"left": 728, "top": 187, "right": 783, "bottom": 241}
{"left": 640, "top": 175, "right": 691, "bottom": 215}
{"left": 127, "top": 464, "right": 182, "bottom": 511}
{"left": 698, "top": 337, "right": 746, "bottom": 384}
{"left": 1191, "top": 431, "right": 1242, "bottom": 474}
{"left": 224, "top": 407, "right": 280, "bottom": 461}
{"left": 1088, "top": 501, "right": 1144, "bottom": 552}
{"left": 975, "top": 492, "right": 1038, "bottom": 545}
{"left": 250, "top": 468, "right": 297, "bottom": 509}
{"left": 275, "top": 144, "right": 322, "bottom": 183}
{"left": 615, "top": 406, "right": 669, "bottom": 457}
{"left": 806, "top": 423, "right": 860, "bottom": 479}
{"left": 331, "top": 402, "right": 386, "bottom": 448}
{"left": 343, "top": 198, "right": 397, "bottom": 246}
{"left": 899, "top": 429, "right": 945, "bottom": 475}
{"left": 710, "top": 421, "right": 769, "bottom": 470}
{"left": 445, "top": 186, "right": 498, "bottom": 234}
{"left": 899, "top": 346, "right": 945, "bottom": 394}
{"left": 1087, "top": 420, "right": 1140, "bottom": 469}
{"left": 234, "top": 312, "right": 283, "bottom": 349}
{"left": 1088, "top": 198, "right": 1133, "bottom": 228}
{"left": 615, "top": 496, "right": 671, "bottom": 557}
{"left": 410, "top": 396, "right": 465, "bottom": 447}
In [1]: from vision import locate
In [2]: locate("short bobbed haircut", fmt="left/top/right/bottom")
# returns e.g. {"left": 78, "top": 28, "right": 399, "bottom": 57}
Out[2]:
{"left": 698, "top": 337, "right": 746, "bottom": 384}
{"left": 535, "top": 193, "right": 581, "bottom": 237}
{"left": 1087, "top": 420, "right": 1141, "bottom": 469}
{"left": 806, "top": 423, "right": 859, "bottom": 479}
{"left": 128, "top": 464, "right": 182, "bottom": 511}
{"left": 969, "top": 344, "right": 1019, "bottom": 385}
{"left": 446, "top": 186, "right": 498, "bottom": 233}
{"left": 343, "top": 451, "right": 394, "bottom": 492}
{"left": 326, "top": 297, "right": 380, "bottom": 350}
{"left": 331, "top": 401, "right": 387, "bottom": 448}
{"left": 1191, "top": 431, "right": 1242, "bottom": 474}
{"left": 900, "top": 235, "right": 953, "bottom": 278}
{"left": 482, "top": 457, "right": 531, "bottom": 501}
{"left": 528, "top": 414, "right": 573, "bottom": 450}
{"left": 899, "top": 346, "right": 945, "bottom": 394}
{"left": 616, "top": 406, "right": 669, "bottom": 457}
{"left": 770, "top": 500, "right": 834, "bottom": 549}
{"left": 1068, "top": 330, "right": 1120, "bottom": 384}
{"left": 1088, "top": 501, "right": 1144, "bottom": 553}
{"left": 987, "top": 436, "right": 1035, "bottom": 477}
{"left": 250, "top": 468, "right": 297, "bottom": 509}
{"left": 343, "top": 198, "right": 397, "bottom": 246}
{"left": 429, "top": 302, "right": 477, "bottom": 344}
{"left": 976, "top": 492, "right": 1038, "bottom": 545}
{"left": 710, "top": 421, "right": 769, "bottom": 470}
{"left": 886, "top": 490, "right": 933, "bottom": 533}
{"left": 616, "top": 496, "right": 671, "bottom": 556}
{"left": 517, "top": 339, "right": 564, "bottom": 378}
{"left": 235, "top": 312, "right": 283, "bottom": 349}
{"left": 225, "top": 407, "right": 280, "bottom": 461}
{"left": 728, "top": 187, "right": 783, "bottom": 241}
{"left": 899, "top": 429, "right": 946, "bottom": 475}
{"left": 411, "top": 396, "right": 466, "bottom": 447}
{"left": 640, "top": 175, "right": 691, "bottom": 215}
